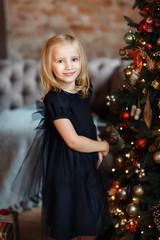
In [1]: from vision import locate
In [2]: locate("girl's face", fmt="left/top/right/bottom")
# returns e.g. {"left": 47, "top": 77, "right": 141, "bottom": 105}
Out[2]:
{"left": 51, "top": 42, "right": 81, "bottom": 92}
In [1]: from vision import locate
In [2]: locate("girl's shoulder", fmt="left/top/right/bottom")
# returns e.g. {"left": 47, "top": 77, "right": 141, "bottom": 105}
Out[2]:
{"left": 44, "top": 89, "right": 70, "bottom": 109}
{"left": 44, "top": 89, "right": 67, "bottom": 101}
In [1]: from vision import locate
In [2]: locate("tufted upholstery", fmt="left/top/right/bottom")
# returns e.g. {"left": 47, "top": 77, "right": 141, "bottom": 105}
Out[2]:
{"left": 0, "top": 59, "right": 41, "bottom": 110}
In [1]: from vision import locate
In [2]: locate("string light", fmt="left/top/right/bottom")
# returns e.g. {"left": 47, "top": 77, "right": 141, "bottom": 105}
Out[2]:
{"left": 125, "top": 153, "right": 130, "bottom": 158}
{"left": 131, "top": 142, "right": 134, "bottom": 145}
{"left": 141, "top": 231, "right": 144, "bottom": 234}
{"left": 125, "top": 169, "right": 129, "bottom": 174}
{"left": 111, "top": 196, "right": 115, "bottom": 200}
{"left": 112, "top": 168, "right": 116, "bottom": 172}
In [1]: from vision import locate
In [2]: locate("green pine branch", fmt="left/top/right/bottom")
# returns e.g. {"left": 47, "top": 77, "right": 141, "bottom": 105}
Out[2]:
{"left": 124, "top": 16, "right": 138, "bottom": 28}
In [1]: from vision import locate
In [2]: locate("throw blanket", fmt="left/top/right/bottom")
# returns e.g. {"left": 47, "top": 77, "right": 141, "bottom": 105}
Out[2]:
{"left": 0, "top": 104, "right": 41, "bottom": 211}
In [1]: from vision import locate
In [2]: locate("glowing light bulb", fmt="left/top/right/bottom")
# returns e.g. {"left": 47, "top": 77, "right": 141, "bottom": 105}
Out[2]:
{"left": 125, "top": 153, "right": 130, "bottom": 158}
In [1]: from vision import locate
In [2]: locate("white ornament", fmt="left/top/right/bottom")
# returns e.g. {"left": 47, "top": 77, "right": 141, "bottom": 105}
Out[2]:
{"left": 134, "top": 108, "right": 142, "bottom": 120}
{"left": 130, "top": 70, "right": 139, "bottom": 85}
{"left": 130, "top": 105, "right": 137, "bottom": 117}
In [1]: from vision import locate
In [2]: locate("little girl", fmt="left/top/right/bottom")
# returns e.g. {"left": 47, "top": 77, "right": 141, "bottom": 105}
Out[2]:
{"left": 13, "top": 33, "right": 109, "bottom": 240}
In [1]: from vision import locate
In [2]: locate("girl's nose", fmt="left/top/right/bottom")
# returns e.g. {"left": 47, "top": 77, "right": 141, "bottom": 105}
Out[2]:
{"left": 65, "top": 61, "right": 72, "bottom": 70}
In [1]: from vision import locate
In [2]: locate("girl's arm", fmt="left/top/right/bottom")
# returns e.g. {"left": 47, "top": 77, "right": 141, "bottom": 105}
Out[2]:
{"left": 54, "top": 118, "right": 109, "bottom": 155}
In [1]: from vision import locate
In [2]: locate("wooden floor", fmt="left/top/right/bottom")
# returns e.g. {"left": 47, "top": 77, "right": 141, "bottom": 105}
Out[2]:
{"left": 18, "top": 207, "right": 42, "bottom": 240}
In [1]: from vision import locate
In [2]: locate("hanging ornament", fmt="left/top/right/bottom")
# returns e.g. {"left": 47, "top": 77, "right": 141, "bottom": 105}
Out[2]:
{"left": 130, "top": 105, "right": 137, "bottom": 117}
{"left": 133, "top": 185, "right": 144, "bottom": 198}
{"left": 135, "top": 138, "right": 148, "bottom": 149}
{"left": 144, "top": 94, "right": 152, "bottom": 129}
{"left": 130, "top": 70, "right": 140, "bottom": 85}
{"left": 130, "top": 105, "right": 141, "bottom": 120}
{"left": 157, "top": 62, "right": 160, "bottom": 72}
{"left": 127, "top": 203, "right": 139, "bottom": 217}
{"left": 153, "top": 151, "right": 160, "bottom": 164}
{"left": 119, "top": 48, "right": 126, "bottom": 56}
{"left": 123, "top": 66, "right": 133, "bottom": 78}
{"left": 138, "top": 17, "right": 154, "bottom": 35}
{"left": 118, "top": 187, "right": 127, "bottom": 200}
{"left": 156, "top": 38, "right": 160, "bottom": 46}
{"left": 151, "top": 79, "right": 160, "bottom": 89}
{"left": 119, "top": 110, "right": 130, "bottom": 121}
{"left": 124, "top": 31, "right": 136, "bottom": 44}
{"left": 134, "top": 108, "right": 142, "bottom": 120}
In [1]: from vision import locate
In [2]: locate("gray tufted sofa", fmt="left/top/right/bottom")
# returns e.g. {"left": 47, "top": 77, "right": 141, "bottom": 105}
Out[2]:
{"left": 0, "top": 59, "right": 41, "bottom": 110}
{"left": 0, "top": 58, "right": 122, "bottom": 210}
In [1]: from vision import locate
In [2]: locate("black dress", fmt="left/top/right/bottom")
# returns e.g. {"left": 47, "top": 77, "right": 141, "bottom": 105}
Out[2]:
{"left": 42, "top": 89, "right": 105, "bottom": 240}
{"left": 11, "top": 88, "right": 106, "bottom": 240}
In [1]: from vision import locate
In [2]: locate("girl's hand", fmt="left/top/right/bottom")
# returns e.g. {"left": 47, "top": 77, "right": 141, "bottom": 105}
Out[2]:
{"left": 102, "top": 140, "right": 109, "bottom": 156}
{"left": 97, "top": 151, "right": 103, "bottom": 169}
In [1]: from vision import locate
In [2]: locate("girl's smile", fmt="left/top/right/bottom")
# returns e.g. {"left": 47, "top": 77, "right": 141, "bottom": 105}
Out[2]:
{"left": 51, "top": 42, "right": 81, "bottom": 92}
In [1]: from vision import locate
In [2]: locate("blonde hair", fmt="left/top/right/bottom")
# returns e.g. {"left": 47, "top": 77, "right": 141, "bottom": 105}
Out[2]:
{"left": 41, "top": 33, "right": 90, "bottom": 99}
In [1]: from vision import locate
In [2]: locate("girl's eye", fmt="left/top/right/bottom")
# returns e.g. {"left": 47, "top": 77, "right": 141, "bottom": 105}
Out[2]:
{"left": 57, "top": 60, "right": 63, "bottom": 63}
{"left": 72, "top": 58, "right": 78, "bottom": 62}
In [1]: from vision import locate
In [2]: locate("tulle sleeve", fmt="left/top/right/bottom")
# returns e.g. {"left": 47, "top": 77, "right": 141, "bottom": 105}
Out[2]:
{"left": 44, "top": 90, "right": 70, "bottom": 122}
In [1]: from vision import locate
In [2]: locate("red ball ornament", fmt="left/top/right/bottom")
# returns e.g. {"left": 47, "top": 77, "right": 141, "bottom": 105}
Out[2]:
{"left": 135, "top": 138, "right": 148, "bottom": 149}
{"left": 119, "top": 110, "right": 130, "bottom": 121}
{"left": 139, "top": 17, "right": 154, "bottom": 35}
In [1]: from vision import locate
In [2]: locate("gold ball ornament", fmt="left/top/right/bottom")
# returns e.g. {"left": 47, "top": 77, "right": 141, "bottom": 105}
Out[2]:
{"left": 123, "top": 67, "right": 133, "bottom": 78}
{"left": 118, "top": 188, "right": 127, "bottom": 200}
{"left": 124, "top": 31, "right": 135, "bottom": 44}
{"left": 127, "top": 203, "right": 139, "bottom": 217}
{"left": 157, "top": 62, "right": 160, "bottom": 72}
{"left": 156, "top": 38, "right": 160, "bottom": 46}
{"left": 153, "top": 151, "right": 160, "bottom": 164}
{"left": 133, "top": 185, "right": 144, "bottom": 198}
{"left": 119, "top": 48, "right": 126, "bottom": 56}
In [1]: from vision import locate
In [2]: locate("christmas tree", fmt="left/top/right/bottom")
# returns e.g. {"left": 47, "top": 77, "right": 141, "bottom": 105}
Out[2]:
{"left": 107, "top": 0, "right": 160, "bottom": 239}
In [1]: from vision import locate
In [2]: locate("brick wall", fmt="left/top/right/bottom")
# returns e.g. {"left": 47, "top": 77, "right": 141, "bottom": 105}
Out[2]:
{"left": 5, "top": 0, "right": 142, "bottom": 60}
